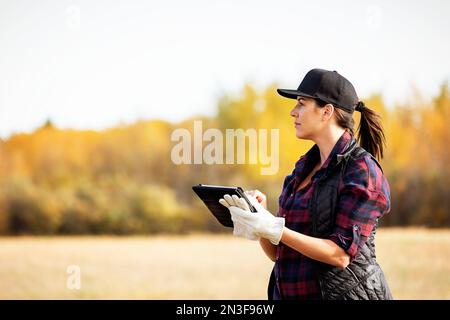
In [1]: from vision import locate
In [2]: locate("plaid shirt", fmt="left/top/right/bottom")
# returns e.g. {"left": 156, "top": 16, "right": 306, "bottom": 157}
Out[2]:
{"left": 272, "top": 131, "right": 391, "bottom": 300}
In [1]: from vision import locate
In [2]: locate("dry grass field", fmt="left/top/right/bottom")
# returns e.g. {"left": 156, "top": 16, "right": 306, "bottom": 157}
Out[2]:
{"left": 0, "top": 228, "right": 449, "bottom": 299}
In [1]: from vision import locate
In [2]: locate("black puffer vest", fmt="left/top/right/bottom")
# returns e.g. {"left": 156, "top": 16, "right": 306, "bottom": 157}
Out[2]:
{"left": 269, "top": 137, "right": 393, "bottom": 300}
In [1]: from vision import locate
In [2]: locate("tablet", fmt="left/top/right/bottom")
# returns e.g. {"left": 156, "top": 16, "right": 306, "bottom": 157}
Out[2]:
{"left": 192, "top": 184, "right": 257, "bottom": 227}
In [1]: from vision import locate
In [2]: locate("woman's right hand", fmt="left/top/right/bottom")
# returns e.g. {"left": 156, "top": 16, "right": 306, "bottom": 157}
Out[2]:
{"left": 245, "top": 189, "right": 267, "bottom": 210}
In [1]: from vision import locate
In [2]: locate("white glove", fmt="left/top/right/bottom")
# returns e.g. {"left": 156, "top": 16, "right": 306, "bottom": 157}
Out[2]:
{"left": 219, "top": 193, "right": 285, "bottom": 245}
{"left": 219, "top": 194, "right": 259, "bottom": 241}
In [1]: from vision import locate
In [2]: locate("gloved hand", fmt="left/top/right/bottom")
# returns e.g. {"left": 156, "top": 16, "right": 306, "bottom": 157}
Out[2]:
{"left": 219, "top": 193, "right": 285, "bottom": 245}
{"left": 219, "top": 194, "right": 259, "bottom": 241}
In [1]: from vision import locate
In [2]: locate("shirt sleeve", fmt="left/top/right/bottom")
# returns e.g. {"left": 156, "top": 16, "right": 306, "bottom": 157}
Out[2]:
{"left": 328, "top": 156, "right": 391, "bottom": 261}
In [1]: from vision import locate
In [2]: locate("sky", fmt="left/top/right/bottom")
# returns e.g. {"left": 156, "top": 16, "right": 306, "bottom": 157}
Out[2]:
{"left": 0, "top": 0, "right": 449, "bottom": 138}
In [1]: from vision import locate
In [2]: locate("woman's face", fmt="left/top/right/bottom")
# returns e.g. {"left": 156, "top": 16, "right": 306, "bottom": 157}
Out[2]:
{"left": 290, "top": 96, "right": 324, "bottom": 140}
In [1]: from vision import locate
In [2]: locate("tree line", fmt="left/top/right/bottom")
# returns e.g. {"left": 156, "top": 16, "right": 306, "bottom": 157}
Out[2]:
{"left": 0, "top": 82, "right": 449, "bottom": 234}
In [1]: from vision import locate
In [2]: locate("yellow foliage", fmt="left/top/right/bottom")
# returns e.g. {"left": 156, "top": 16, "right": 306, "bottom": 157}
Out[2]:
{"left": 0, "top": 81, "right": 449, "bottom": 233}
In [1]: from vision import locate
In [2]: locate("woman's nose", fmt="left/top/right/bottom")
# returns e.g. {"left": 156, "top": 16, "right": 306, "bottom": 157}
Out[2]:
{"left": 290, "top": 106, "right": 298, "bottom": 118}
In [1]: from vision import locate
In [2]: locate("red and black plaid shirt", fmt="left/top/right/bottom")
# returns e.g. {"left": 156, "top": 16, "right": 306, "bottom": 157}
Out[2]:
{"left": 272, "top": 131, "right": 391, "bottom": 300}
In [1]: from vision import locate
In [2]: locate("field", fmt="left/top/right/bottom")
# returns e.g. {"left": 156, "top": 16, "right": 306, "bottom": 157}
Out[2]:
{"left": 0, "top": 228, "right": 449, "bottom": 299}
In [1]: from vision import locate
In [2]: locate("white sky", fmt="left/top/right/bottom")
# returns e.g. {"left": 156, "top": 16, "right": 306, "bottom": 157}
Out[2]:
{"left": 0, "top": 0, "right": 449, "bottom": 138}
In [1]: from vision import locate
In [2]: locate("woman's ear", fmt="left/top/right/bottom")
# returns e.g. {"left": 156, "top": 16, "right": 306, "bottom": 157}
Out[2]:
{"left": 322, "top": 104, "right": 335, "bottom": 121}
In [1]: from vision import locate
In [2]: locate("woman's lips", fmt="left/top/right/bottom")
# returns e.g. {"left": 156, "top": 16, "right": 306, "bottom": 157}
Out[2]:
{"left": 294, "top": 122, "right": 301, "bottom": 127}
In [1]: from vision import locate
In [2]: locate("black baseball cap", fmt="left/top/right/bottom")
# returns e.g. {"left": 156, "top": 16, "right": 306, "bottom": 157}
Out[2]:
{"left": 277, "top": 68, "right": 359, "bottom": 113}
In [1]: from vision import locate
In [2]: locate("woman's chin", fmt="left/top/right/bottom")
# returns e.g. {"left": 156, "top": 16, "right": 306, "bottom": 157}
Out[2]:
{"left": 295, "top": 130, "right": 310, "bottom": 140}
{"left": 295, "top": 130, "right": 304, "bottom": 139}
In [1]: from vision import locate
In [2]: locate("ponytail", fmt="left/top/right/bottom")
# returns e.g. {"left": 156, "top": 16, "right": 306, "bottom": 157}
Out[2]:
{"left": 355, "top": 101, "right": 386, "bottom": 160}
{"left": 315, "top": 99, "right": 386, "bottom": 161}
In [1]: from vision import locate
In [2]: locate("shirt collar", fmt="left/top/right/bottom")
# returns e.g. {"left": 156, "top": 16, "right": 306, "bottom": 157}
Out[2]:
{"left": 294, "top": 130, "right": 353, "bottom": 180}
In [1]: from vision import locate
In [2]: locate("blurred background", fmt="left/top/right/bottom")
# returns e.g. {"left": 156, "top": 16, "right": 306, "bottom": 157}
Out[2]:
{"left": 0, "top": 0, "right": 449, "bottom": 299}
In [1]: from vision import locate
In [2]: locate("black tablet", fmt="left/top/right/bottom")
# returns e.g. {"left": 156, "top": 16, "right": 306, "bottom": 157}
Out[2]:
{"left": 192, "top": 184, "right": 257, "bottom": 227}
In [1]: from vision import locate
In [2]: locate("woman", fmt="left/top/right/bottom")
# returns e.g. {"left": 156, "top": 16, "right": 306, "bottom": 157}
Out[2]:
{"left": 219, "top": 68, "right": 392, "bottom": 300}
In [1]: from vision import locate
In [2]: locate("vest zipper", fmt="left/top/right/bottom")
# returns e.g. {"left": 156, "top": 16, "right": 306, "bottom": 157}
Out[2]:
{"left": 311, "top": 176, "right": 325, "bottom": 236}
{"left": 346, "top": 266, "right": 360, "bottom": 282}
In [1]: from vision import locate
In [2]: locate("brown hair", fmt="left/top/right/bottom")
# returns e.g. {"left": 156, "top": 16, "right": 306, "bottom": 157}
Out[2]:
{"left": 316, "top": 99, "right": 386, "bottom": 160}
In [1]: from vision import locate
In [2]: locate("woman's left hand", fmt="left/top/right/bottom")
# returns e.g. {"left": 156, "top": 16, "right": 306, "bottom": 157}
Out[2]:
{"left": 219, "top": 194, "right": 285, "bottom": 245}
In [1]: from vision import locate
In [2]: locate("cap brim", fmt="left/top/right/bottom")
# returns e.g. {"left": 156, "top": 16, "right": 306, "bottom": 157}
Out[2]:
{"left": 276, "top": 88, "right": 317, "bottom": 100}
